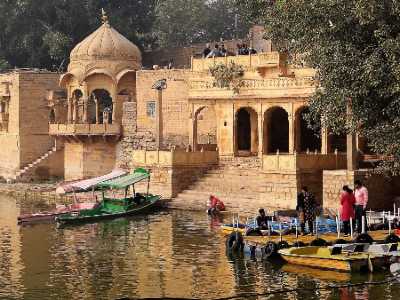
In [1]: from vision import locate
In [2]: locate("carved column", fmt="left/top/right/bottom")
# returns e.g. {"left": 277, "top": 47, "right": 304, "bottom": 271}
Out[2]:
{"left": 94, "top": 99, "right": 99, "bottom": 124}
{"left": 288, "top": 114, "right": 295, "bottom": 154}
{"left": 321, "top": 127, "right": 329, "bottom": 154}
{"left": 258, "top": 111, "right": 263, "bottom": 158}
{"left": 67, "top": 98, "right": 72, "bottom": 123}
{"left": 83, "top": 97, "right": 88, "bottom": 123}
{"left": 111, "top": 84, "right": 117, "bottom": 123}
{"left": 346, "top": 100, "right": 358, "bottom": 170}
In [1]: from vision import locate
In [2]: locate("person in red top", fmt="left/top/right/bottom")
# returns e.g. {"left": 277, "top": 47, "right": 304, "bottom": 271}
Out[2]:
{"left": 207, "top": 195, "right": 225, "bottom": 215}
{"left": 340, "top": 185, "right": 356, "bottom": 236}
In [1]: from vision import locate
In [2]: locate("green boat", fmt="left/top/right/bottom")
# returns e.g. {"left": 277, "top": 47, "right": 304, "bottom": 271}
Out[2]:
{"left": 56, "top": 168, "right": 161, "bottom": 225}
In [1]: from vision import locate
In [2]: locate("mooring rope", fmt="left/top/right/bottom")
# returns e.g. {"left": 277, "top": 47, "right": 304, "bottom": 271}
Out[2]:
{"left": 120, "top": 275, "right": 400, "bottom": 300}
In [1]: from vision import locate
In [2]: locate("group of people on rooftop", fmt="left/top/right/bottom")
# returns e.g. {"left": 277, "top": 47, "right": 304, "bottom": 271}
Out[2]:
{"left": 202, "top": 42, "right": 257, "bottom": 58}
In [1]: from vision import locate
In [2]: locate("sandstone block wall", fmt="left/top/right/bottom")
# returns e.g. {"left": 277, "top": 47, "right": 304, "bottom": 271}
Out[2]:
{"left": 136, "top": 69, "right": 191, "bottom": 149}
{"left": 64, "top": 141, "right": 117, "bottom": 181}
{"left": 0, "top": 71, "right": 62, "bottom": 180}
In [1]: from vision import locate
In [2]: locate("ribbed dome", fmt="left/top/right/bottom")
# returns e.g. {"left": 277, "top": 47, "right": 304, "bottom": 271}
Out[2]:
{"left": 70, "top": 22, "right": 141, "bottom": 64}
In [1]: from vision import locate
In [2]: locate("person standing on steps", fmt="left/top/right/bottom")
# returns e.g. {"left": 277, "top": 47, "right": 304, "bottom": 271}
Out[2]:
{"left": 296, "top": 186, "right": 316, "bottom": 235}
{"left": 340, "top": 185, "right": 356, "bottom": 237}
{"left": 354, "top": 180, "right": 368, "bottom": 233}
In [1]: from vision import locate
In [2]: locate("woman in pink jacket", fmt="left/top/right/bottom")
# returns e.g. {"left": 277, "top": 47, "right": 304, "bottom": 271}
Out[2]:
{"left": 340, "top": 185, "right": 356, "bottom": 236}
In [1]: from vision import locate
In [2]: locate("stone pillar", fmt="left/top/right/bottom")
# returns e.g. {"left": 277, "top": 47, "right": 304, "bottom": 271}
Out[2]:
{"left": 72, "top": 99, "right": 78, "bottom": 123}
{"left": 156, "top": 89, "right": 163, "bottom": 149}
{"left": 67, "top": 98, "right": 72, "bottom": 123}
{"left": 321, "top": 127, "right": 329, "bottom": 154}
{"left": 258, "top": 111, "right": 263, "bottom": 157}
{"left": 95, "top": 99, "right": 99, "bottom": 124}
{"left": 111, "top": 84, "right": 117, "bottom": 124}
{"left": 83, "top": 98, "right": 88, "bottom": 123}
{"left": 288, "top": 114, "right": 295, "bottom": 154}
{"left": 347, "top": 133, "right": 358, "bottom": 171}
{"left": 192, "top": 117, "right": 198, "bottom": 152}
{"left": 346, "top": 100, "right": 358, "bottom": 170}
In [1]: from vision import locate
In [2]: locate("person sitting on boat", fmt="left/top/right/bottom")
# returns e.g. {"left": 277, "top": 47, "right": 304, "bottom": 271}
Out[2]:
{"left": 133, "top": 193, "right": 146, "bottom": 205}
{"left": 207, "top": 195, "right": 225, "bottom": 215}
{"left": 340, "top": 185, "right": 356, "bottom": 237}
{"left": 296, "top": 186, "right": 316, "bottom": 235}
{"left": 256, "top": 208, "right": 271, "bottom": 230}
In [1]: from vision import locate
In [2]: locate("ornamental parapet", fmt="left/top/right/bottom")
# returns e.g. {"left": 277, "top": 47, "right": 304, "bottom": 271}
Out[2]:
{"left": 49, "top": 123, "right": 121, "bottom": 136}
{"left": 191, "top": 52, "right": 283, "bottom": 72}
{"left": 188, "top": 77, "right": 316, "bottom": 99}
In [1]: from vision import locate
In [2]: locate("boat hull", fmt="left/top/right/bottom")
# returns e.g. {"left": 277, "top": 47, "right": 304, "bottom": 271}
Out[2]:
{"left": 56, "top": 196, "right": 161, "bottom": 225}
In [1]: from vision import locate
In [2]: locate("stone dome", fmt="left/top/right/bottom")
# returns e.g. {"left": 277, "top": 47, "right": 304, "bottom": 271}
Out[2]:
{"left": 62, "top": 14, "right": 142, "bottom": 86}
{"left": 70, "top": 22, "right": 141, "bottom": 64}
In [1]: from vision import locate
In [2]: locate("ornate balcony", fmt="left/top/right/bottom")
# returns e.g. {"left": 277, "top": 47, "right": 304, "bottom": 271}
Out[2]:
{"left": 188, "top": 77, "right": 316, "bottom": 99}
{"left": 49, "top": 123, "right": 121, "bottom": 136}
{"left": 191, "top": 52, "right": 284, "bottom": 72}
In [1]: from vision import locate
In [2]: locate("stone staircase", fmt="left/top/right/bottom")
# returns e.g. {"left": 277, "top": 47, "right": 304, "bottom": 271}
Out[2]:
{"left": 9, "top": 144, "right": 58, "bottom": 182}
{"left": 169, "top": 157, "right": 282, "bottom": 216}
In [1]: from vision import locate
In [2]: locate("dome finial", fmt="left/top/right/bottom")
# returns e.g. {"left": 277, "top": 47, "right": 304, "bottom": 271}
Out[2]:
{"left": 101, "top": 8, "right": 109, "bottom": 25}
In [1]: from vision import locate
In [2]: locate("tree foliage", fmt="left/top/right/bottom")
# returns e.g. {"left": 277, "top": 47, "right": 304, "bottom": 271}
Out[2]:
{"left": 154, "top": 0, "right": 252, "bottom": 47}
{"left": 0, "top": 0, "right": 159, "bottom": 71}
{"left": 257, "top": 0, "right": 400, "bottom": 175}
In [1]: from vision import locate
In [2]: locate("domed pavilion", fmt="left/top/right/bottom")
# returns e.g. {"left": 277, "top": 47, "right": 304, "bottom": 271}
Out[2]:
{"left": 49, "top": 11, "right": 142, "bottom": 180}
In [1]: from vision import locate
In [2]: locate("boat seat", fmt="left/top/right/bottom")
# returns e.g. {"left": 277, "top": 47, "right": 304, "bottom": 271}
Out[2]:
{"left": 330, "top": 246, "right": 342, "bottom": 255}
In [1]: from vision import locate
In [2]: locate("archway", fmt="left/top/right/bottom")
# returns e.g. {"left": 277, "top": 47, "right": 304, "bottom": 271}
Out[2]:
{"left": 329, "top": 133, "right": 347, "bottom": 153}
{"left": 193, "top": 106, "right": 217, "bottom": 151}
{"left": 235, "top": 107, "right": 258, "bottom": 155}
{"left": 90, "top": 89, "right": 113, "bottom": 124}
{"left": 295, "top": 107, "right": 321, "bottom": 152}
{"left": 49, "top": 108, "right": 56, "bottom": 124}
{"left": 264, "top": 107, "right": 289, "bottom": 153}
{"left": 72, "top": 89, "right": 83, "bottom": 123}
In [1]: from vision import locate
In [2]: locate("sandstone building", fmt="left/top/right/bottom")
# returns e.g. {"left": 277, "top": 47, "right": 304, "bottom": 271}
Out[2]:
{"left": 1, "top": 14, "right": 398, "bottom": 214}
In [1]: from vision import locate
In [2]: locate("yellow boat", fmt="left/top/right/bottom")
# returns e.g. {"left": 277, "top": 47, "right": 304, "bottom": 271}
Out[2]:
{"left": 279, "top": 246, "right": 385, "bottom": 272}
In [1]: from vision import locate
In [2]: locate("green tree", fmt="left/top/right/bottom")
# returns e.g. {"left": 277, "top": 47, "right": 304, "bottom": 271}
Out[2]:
{"left": 260, "top": 0, "right": 400, "bottom": 174}
{"left": 154, "top": 0, "right": 252, "bottom": 48}
{"left": 0, "top": 0, "right": 159, "bottom": 70}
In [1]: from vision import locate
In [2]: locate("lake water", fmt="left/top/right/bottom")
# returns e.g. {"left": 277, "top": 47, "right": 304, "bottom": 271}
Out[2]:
{"left": 0, "top": 194, "right": 399, "bottom": 300}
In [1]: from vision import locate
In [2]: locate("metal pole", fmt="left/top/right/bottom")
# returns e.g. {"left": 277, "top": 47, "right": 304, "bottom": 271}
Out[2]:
{"left": 362, "top": 215, "right": 366, "bottom": 234}
{"left": 389, "top": 211, "right": 392, "bottom": 234}
{"left": 350, "top": 218, "right": 353, "bottom": 239}
{"left": 336, "top": 216, "right": 340, "bottom": 239}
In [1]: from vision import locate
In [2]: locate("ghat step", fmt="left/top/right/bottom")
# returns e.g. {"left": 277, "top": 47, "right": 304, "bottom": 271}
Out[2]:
{"left": 170, "top": 161, "right": 284, "bottom": 215}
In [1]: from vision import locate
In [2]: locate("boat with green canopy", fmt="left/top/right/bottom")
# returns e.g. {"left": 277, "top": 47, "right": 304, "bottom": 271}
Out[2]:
{"left": 56, "top": 168, "right": 161, "bottom": 225}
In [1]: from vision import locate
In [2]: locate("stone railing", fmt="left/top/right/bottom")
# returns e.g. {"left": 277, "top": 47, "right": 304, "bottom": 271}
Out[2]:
{"left": 191, "top": 52, "right": 282, "bottom": 72}
{"left": 132, "top": 149, "right": 219, "bottom": 167}
{"left": 263, "top": 153, "right": 347, "bottom": 171}
{"left": 189, "top": 77, "right": 315, "bottom": 99}
{"left": 49, "top": 123, "right": 121, "bottom": 136}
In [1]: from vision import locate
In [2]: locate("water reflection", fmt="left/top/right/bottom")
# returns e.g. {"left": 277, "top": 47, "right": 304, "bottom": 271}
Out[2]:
{"left": 1, "top": 195, "right": 400, "bottom": 299}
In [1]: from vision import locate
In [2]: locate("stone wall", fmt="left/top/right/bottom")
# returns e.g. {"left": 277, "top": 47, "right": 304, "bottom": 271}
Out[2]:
{"left": 136, "top": 69, "right": 191, "bottom": 149}
{"left": 0, "top": 71, "right": 63, "bottom": 180}
{"left": 323, "top": 169, "right": 400, "bottom": 211}
{"left": 64, "top": 141, "right": 117, "bottom": 180}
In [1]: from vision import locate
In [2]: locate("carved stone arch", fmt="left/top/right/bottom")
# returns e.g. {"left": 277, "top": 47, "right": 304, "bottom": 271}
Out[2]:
{"left": 294, "top": 105, "right": 321, "bottom": 152}
{"left": 263, "top": 106, "right": 289, "bottom": 154}
{"left": 235, "top": 106, "right": 258, "bottom": 156}
{"left": 192, "top": 104, "right": 217, "bottom": 151}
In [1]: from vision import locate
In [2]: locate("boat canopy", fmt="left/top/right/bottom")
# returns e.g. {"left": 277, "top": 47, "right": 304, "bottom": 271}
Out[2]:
{"left": 97, "top": 168, "right": 150, "bottom": 189}
{"left": 56, "top": 169, "right": 127, "bottom": 194}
